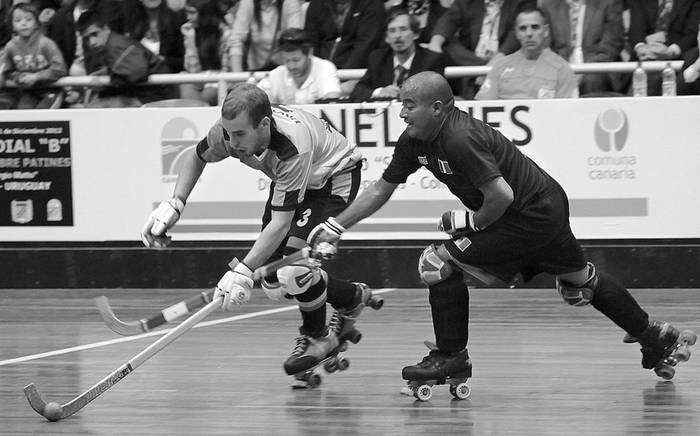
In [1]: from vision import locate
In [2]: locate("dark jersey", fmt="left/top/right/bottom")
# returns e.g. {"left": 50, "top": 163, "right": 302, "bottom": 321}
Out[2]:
{"left": 382, "top": 107, "right": 553, "bottom": 212}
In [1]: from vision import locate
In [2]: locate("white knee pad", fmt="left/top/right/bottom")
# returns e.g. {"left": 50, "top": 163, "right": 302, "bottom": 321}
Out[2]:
{"left": 418, "top": 244, "right": 455, "bottom": 285}
{"left": 261, "top": 278, "right": 290, "bottom": 302}
{"left": 277, "top": 264, "right": 322, "bottom": 296}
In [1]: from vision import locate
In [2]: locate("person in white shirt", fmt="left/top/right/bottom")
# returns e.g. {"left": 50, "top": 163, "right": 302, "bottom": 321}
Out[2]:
{"left": 475, "top": 7, "right": 578, "bottom": 99}
{"left": 256, "top": 27, "right": 341, "bottom": 104}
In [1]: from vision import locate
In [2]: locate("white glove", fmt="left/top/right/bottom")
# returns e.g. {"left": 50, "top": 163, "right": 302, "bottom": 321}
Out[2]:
{"left": 307, "top": 217, "right": 345, "bottom": 259}
{"left": 214, "top": 261, "right": 253, "bottom": 310}
{"left": 141, "top": 197, "right": 185, "bottom": 248}
{"left": 438, "top": 208, "right": 481, "bottom": 236}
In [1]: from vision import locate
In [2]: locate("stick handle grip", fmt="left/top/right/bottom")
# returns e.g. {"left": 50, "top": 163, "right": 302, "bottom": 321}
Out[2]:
{"left": 252, "top": 247, "right": 312, "bottom": 281}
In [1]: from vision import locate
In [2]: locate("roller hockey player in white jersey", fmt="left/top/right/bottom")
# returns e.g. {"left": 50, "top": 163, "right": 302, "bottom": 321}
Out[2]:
{"left": 141, "top": 83, "right": 382, "bottom": 383}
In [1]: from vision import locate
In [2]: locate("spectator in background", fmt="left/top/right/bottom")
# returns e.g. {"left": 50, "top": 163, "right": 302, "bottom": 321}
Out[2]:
{"left": 540, "top": 0, "right": 625, "bottom": 96}
{"left": 216, "top": 0, "right": 239, "bottom": 26}
{"left": 678, "top": 27, "right": 700, "bottom": 94}
{"left": 47, "top": 0, "right": 124, "bottom": 76}
{"left": 1, "top": 0, "right": 12, "bottom": 47}
{"left": 123, "top": 0, "right": 186, "bottom": 73}
{"left": 475, "top": 7, "right": 577, "bottom": 99}
{"left": 256, "top": 27, "right": 341, "bottom": 103}
{"left": 77, "top": 8, "right": 176, "bottom": 107}
{"left": 304, "top": 0, "right": 386, "bottom": 70}
{"left": 427, "top": 0, "right": 536, "bottom": 99}
{"left": 179, "top": 0, "right": 232, "bottom": 105}
{"left": 228, "top": 0, "right": 303, "bottom": 72}
{"left": 628, "top": 0, "right": 700, "bottom": 95}
{"left": 350, "top": 6, "right": 446, "bottom": 102}
{"left": 403, "top": 0, "right": 447, "bottom": 45}
{"left": 0, "top": 3, "right": 66, "bottom": 108}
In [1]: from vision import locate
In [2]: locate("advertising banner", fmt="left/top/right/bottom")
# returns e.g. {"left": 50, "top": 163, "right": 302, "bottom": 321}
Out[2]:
{"left": 0, "top": 96, "right": 698, "bottom": 241}
{"left": 0, "top": 121, "right": 73, "bottom": 226}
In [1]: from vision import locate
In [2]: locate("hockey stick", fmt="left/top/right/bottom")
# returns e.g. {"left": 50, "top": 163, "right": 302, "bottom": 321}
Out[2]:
{"left": 24, "top": 295, "right": 224, "bottom": 422}
{"left": 94, "top": 248, "right": 318, "bottom": 336}
{"left": 95, "top": 290, "right": 214, "bottom": 336}
{"left": 251, "top": 246, "right": 318, "bottom": 281}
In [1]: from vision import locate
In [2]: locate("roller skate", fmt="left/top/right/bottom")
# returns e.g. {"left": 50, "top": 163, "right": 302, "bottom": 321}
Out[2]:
{"left": 333, "top": 283, "right": 384, "bottom": 344}
{"left": 632, "top": 321, "right": 697, "bottom": 380}
{"left": 400, "top": 341, "right": 472, "bottom": 401}
{"left": 289, "top": 335, "right": 353, "bottom": 389}
{"left": 289, "top": 284, "right": 384, "bottom": 389}
{"left": 284, "top": 329, "right": 339, "bottom": 388}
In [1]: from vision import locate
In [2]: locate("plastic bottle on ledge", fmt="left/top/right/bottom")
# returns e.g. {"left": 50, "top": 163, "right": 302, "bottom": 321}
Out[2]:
{"left": 632, "top": 61, "right": 647, "bottom": 97}
{"left": 661, "top": 62, "right": 677, "bottom": 96}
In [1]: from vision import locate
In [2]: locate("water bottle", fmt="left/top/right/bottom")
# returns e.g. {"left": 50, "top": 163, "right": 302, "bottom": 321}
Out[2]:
{"left": 661, "top": 62, "right": 676, "bottom": 96}
{"left": 632, "top": 61, "right": 647, "bottom": 97}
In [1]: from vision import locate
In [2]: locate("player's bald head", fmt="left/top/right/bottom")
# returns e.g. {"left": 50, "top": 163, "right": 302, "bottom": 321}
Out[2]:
{"left": 401, "top": 71, "right": 454, "bottom": 109}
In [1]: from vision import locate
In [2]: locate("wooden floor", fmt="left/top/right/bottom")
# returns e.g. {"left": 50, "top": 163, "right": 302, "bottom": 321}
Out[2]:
{"left": 1, "top": 287, "right": 699, "bottom": 435}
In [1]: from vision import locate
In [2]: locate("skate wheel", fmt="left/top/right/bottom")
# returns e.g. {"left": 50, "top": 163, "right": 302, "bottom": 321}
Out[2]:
{"left": 368, "top": 295, "right": 384, "bottom": 310}
{"left": 681, "top": 330, "right": 697, "bottom": 346}
{"left": 337, "top": 357, "right": 349, "bottom": 371}
{"left": 349, "top": 330, "right": 362, "bottom": 344}
{"left": 324, "top": 360, "right": 338, "bottom": 373}
{"left": 414, "top": 384, "right": 433, "bottom": 401}
{"left": 675, "top": 347, "right": 691, "bottom": 362}
{"left": 655, "top": 364, "right": 675, "bottom": 380}
{"left": 338, "top": 342, "right": 348, "bottom": 353}
{"left": 307, "top": 373, "right": 322, "bottom": 388}
{"left": 450, "top": 382, "right": 471, "bottom": 400}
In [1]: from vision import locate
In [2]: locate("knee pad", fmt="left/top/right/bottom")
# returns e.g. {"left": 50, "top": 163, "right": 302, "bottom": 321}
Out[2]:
{"left": 556, "top": 262, "right": 598, "bottom": 306}
{"left": 277, "top": 263, "right": 322, "bottom": 296}
{"left": 261, "top": 278, "right": 294, "bottom": 302}
{"left": 419, "top": 243, "right": 501, "bottom": 286}
{"left": 418, "top": 244, "right": 456, "bottom": 285}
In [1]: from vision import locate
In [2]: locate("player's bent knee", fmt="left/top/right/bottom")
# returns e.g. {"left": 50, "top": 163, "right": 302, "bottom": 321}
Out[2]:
{"left": 556, "top": 263, "right": 598, "bottom": 307}
{"left": 277, "top": 264, "right": 321, "bottom": 296}
{"left": 418, "top": 244, "right": 456, "bottom": 285}
{"left": 261, "top": 278, "right": 293, "bottom": 302}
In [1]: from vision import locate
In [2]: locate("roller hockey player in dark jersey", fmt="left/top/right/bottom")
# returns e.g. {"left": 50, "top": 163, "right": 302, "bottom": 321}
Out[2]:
{"left": 308, "top": 71, "right": 696, "bottom": 399}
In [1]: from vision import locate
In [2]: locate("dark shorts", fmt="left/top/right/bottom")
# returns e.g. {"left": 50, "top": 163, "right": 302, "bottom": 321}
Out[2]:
{"left": 443, "top": 183, "right": 587, "bottom": 284}
{"left": 262, "top": 162, "right": 362, "bottom": 258}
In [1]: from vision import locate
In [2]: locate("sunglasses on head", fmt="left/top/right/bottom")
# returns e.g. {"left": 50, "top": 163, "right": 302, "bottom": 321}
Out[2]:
{"left": 279, "top": 34, "right": 309, "bottom": 45}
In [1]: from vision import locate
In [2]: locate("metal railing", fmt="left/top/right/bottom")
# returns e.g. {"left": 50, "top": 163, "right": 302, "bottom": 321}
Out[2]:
{"left": 3, "top": 60, "right": 682, "bottom": 87}
{"left": 1, "top": 60, "right": 684, "bottom": 106}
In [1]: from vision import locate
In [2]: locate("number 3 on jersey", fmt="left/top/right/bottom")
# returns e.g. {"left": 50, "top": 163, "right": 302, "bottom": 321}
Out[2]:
{"left": 296, "top": 208, "right": 312, "bottom": 227}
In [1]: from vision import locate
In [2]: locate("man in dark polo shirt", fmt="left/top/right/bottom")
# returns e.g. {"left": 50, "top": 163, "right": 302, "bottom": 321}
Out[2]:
{"left": 308, "top": 71, "right": 696, "bottom": 393}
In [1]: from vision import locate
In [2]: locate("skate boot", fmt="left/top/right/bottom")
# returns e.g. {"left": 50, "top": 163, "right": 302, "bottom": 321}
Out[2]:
{"left": 400, "top": 341, "right": 472, "bottom": 401}
{"left": 284, "top": 329, "right": 343, "bottom": 389}
{"left": 331, "top": 283, "right": 384, "bottom": 344}
{"left": 636, "top": 320, "right": 697, "bottom": 380}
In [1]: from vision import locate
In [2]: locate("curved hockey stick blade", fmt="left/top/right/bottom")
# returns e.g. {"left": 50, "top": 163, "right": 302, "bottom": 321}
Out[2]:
{"left": 95, "top": 290, "right": 214, "bottom": 336}
{"left": 25, "top": 296, "right": 223, "bottom": 422}
{"left": 95, "top": 296, "right": 144, "bottom": 336}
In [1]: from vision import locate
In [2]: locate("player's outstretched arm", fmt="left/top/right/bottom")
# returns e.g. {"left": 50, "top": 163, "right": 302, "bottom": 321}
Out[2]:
{"left": 141, "top": 149, "right": 207, "bottom": 248}
{"left": 308, "top": 178, "right": 398, "bottom": 257}
{"left": 337, "top": 178, "right": 398, "bottom": 229}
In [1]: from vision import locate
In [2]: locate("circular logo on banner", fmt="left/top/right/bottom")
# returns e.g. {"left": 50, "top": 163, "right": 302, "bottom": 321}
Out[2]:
{"left": 594, "top": 109, "right": 628, "bottom": 152}
{"left": 160, "top": 117, "right": 199, "bottom": 179}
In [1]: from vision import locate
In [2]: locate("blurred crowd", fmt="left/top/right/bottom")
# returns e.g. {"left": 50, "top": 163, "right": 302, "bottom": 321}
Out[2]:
{"left": 0, "top": 0, "right": 699, "bottom": 109}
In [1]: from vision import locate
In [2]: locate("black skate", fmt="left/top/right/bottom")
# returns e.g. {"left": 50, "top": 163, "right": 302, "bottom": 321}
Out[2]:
{"left": 290, "top": 285, "right": 383, "bottom": 389}
{"left": 400, "top": 341, "right": 472, "bottom": 401}
{"left": 334, "top": 283, "right": 384, "bottom": 343}
{"left": 634, "top": 321, "right": 697, "bottom": 380}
